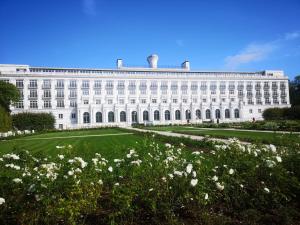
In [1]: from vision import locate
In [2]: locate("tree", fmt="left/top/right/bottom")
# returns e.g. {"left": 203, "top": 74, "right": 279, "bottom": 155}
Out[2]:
{"left": 0, "top": 81, "right": 20, "bottom": 112}
{"left": 289, "top": 75, "right": 300, "bottom": 106}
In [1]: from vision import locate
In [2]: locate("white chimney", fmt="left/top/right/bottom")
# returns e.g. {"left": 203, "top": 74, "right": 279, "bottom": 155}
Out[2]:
{"left": 147, "top": 54, "right": 159, "bottom": 68}
{"left": 181, "top": 61, "right": 190, "bottom": 70}
{"left": 117, "top": 59, "right": 123, "bottom": 68}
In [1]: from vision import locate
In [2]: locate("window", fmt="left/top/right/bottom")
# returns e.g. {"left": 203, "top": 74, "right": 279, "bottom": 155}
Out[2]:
{"left": 96, "top": 99, "right": 101, "bottom": 104}
{"left": 196, "top": 110, "right": 201, "bottom": 119}
{"left": 69, "top": 80, "right": 77, "bottom": 88}
{"left": 165, "top": 110, "right": 171, "bottom": 120}
{"left": 183, "top": 99, "right": 188, "bottom": 103}
{"left": 56, "top": 80, "right": 64, "bottom": 88}
{"left": 193, "top": 98, "right": 197, "bottom": 103}
{"left": 15, "top": 101, "right": 24, "bottom": 109}
{"left": 131, "top": 111, "right": 138, "bottom": 123}
{"left": 212, "top": 98, "right": 216, "bottom": 102}
{"left": 222, "top": 98, "right": 226, "bottom": 102}
{"left": 119, "top": 99, "right": 124, "bottom": 104}
{"left": 229, "top": 90, "right": 235, "bottom": 95}
{"left": 30, "top": 101, "right": 38, "bottom": 109}
{"left": 154, "top": 110, "right": 160, "bottom": 121}
{"left": 120, "top": 111, "right": 126, "bottom": 122}
{"left": 82, "top": 80, "right": 89, "bottom": 88}
{"left": 143, "top": 111, "right": 149, "bottom": 121}
{"left": 202, "top": 98, "right": 207, "bottom": 103}
{"left": 56, "top": 90, "right": 64, "bottom": 98}
{"left": 96, "top": 112, "right": 102, "bottom": 123}
{"left": 29, "top": 90, "right": 37, "bottom": 99}
{"left": 258, "top": 109, "right": 262, "bottom": 113}
{"left": 71, "top": 113, "right": 76, "bottom": 119}
{"left": 69, "top": 90, "right": 77, "bottom": 98}
{"left": 185, "top": 110, "right": 191, "bottom": 120}
{"left": 141, "top": 99, "right": 146, "bottom": 104}
{"left": 152, "top": 99, "right": 157, "bottom": 104}
{"left": 234, "top": 109, "right": 240, "bottom": 118}
{"left": 29, "top": 80, "right": 37, "bottom": 88}
{"left": 43, "top": 90, "right": 51, "bottom": 98}
{"left": 206, "top": 109, "right": 211, "bottom": 119}
{"left": 84, "top": 100, "right": 89, "bottom": 105}
{"left": 108, "top": 111, "right": 114, "bottom": 122}
{"left": 16, "top": 80, "right": 24, "bottom": 88}
{"left": 249, "top": 109, "right": 253, "bottom": 114}
{"left": 94, "top": 80, "right": 101, "bottom": 89}
{"left": 59, "top": 114, "right": 63, "bottom": 119}
{"left": 83, "top": 112, "right": 90, "bottom": 123}
{"left": 94, "top": 90, "right": 101, "bottom": 95}
{"left": 107, "top": 99, "right": 113, "bottom": 104}
{"left": 175, "top": 110, "right": 181, "bottom": 120}
{"left": 172, "top": 99, "right": 178, "bottom": 104}
{"left": 70, "top": 101, "right": 77, "bottom": 107}
{"left": 57, "top": 100, "right": 64, "bottom": 108}
{"left": 162, "top": 99, "right": 167, "bottom": 104}
{"left": 215, "top": 109, "right": 221, "bottom": 119}
{"left": 225, "top": 109, "right": 230, "bottom": 118}
{"left": 44, "top": 100, "right": 52, "bottom": 108}
{"left": 231, "top": 98, "right": 235, "bottom": 102}
{"left": 130, "top": 99, "right": 136, "bottom": 104}
{"left": 82, "top": 90, "right": 89, "bottom": 95}
{"left": 59, "top": 124, "right": 63, "bottom": 129}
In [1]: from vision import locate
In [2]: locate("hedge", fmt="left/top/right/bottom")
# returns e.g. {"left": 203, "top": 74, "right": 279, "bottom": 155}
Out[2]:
{"left": 12, "top": 112, "right": 55, "bottom": 131}
{"left": 0, "top": 106, "right": 12, "bottom": 132}
{"left": 263, "top": 106, "right": 300, "bottom": 120}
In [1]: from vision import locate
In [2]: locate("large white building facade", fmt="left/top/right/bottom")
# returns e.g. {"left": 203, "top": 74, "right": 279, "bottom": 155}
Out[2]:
{"left": 0, "top": 55, "right": 290, "bottom": 129}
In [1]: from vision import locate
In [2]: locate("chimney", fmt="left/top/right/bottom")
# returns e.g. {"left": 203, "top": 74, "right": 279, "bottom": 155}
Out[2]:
{"left": 117, "top": 59, "right": 123, "bottom": 68}
{"left": 181, "top": 61, "right": 190, "bottom": 70}
{"left": 147, "top": 54, "right": 159, "bottom": 68}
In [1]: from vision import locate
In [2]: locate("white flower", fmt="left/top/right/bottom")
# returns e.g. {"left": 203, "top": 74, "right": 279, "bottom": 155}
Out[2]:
{"left": 229, "top": 169, "right": 234, "bottom": 175}
{"left": 190, "top": 179, "right": 198, "bottom": 187}
{"left": 114, "top": 159, "right": 123, "bottom": 163}
{"left": 264, "top": 187, "right": 270, "bottom": 193}
{"left": 131, "top": 160, "right": 142, "bottom": 166}
{"left": 108, "top": 166, "right": 113, "bottom": 172}
{"left": 58, "top": 154, "right": 64, "bottom": 160}
{"left": 56, "top": 145, "right": 65, "bottom": 149}
{"left": 75, "top": 168, "right": 82, "bottom": 173}
{"left": 0, "top": 197, "right": 5, "bottom": 205}
{"left": 192, "top": 171, "right": 197, "bottom": 178}
{"left": 186, "top": 163, "right": 193, "bottom": 174}
{"left": 276, "top": 156, "right": 282, "bottom": 163}
{"left": 114, "top": 183, "right": 119, "bottom": 186}
{"left": 68, "top": 170, "right": 74, "bottom": 176}
{"left": 192, "top": 151, "right": 200, "bottom": 155}
{"left": 149, "top": 188, "right": 154, "bottom": 192}
{"left": 266, "top": 160, "right": 276, "bottom": 168}
{"left": 204, "top": 193, "right": 208, "bottom": 200}
{"left": 12, "top": 178, "right": 22, "bottom": 183}
{"left": 98, "top": 179, "right": 103, "bottom": 185}
{"left": 74, "top": 157, "right": 87, "bottom": 168}
{"left": 212, "top": 175, "right": 218, "bottom": 181}
{"left": 269, "top": 144, "right": 276, "bottom": 153}
{"left": 165, "top": 143, "right": 172, "bottom": 148}
{"left": 126, "top": 154, "right": 132, "bottom": 158}
{"left": 92, "top": 158, "right": 98, "bottom": 165}
{"left": 168, "top": 174, "right": 174, "bottom": 179}
{"left": 3, "top": 153, "right": 20, "bottom": 160}
{"left": 174, "top": 171, "right": 183, "bottom": 176}
{"left": 216, "top": 182, "right": 224, "bottom": 191}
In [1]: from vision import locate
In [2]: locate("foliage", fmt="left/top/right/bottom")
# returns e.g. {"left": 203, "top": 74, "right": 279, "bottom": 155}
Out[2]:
{"left": 0, "top": 80, "right": 20, "bottom": 113}
{"left": 0, "top": 106, "right": 12, "bottom": 132}
{"left": 0, "top": 136, "right": 299, "bottom": 224}
{"left": 289, "top": 75, "right": 300, "bottom": 106}
{"left": 263, "top": 107, "right": 300, "bottom": 121}
{"left": 12, "top": 112, "right": 55, "bottom": 131}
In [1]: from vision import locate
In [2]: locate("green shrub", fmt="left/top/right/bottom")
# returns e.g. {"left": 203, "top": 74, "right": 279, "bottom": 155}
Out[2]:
{"left": 262, "top": 108, "right": 287, "bottom": 120}
{"left": 0, "top": 106, "right": 12, "bottom": 132}
{"left": 12, "top": 112, "right": 55, "bottom": 131}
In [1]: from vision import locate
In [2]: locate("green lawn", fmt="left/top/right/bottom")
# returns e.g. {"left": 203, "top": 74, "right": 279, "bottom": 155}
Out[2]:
{"left": 144, "top": 125, "right": 300, "bottom": 145}
{"left": 0, "top": 128, "right": 144, "bottom": 159}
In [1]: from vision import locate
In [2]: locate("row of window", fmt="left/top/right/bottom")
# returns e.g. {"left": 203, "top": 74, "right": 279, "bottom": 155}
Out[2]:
{"left": 81, "top": 109, "right": 241, "bottom": 124}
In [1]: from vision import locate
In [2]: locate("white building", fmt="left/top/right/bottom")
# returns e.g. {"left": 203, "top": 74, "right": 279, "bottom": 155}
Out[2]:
{"left": 0, "top": 54, "right": 290, "bottom": 129}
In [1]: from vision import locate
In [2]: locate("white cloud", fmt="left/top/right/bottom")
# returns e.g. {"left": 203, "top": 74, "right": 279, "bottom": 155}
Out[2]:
{"left": 176, "top": 39, "right": 184, "bottom": 47}
{"left": 225, "top": 42, "right": 277, "bottom": 70}
{"left": 285, "top": 31, "right": 300, "bottom": 40}
{"left": 83, "top": 0, "right": 96, "bottom": 16}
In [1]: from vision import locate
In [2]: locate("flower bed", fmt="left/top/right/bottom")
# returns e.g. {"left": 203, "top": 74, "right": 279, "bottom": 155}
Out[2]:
{"left": 0, "top": 136, "right": 299, "bottom": 224}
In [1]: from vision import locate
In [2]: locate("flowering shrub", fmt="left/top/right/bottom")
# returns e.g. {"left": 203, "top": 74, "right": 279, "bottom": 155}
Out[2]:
{"left": 0, "top": 137, "right": 299, "bottom": 224}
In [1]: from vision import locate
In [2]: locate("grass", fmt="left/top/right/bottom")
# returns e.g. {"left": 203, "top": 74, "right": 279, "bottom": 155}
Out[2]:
{"left": 143, "top": 125, "right": 300, "bottom": 145}
{"left": 0, "top": 128, "right": 143, "bottom": 160}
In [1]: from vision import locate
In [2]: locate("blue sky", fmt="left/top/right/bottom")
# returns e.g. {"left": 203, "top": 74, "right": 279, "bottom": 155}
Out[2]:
{"left": 0, "top": 0, "right": 300, "bottom": 79}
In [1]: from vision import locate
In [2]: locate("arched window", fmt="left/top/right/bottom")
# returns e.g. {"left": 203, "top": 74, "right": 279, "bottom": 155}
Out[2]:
{"left": 154, "top": 110, "right": 160, "bottom": 121}
{"left": 108, "top": 111, "right": 114, "bottom": 122}
{"left": 225, "top": 109, "right": 230, "bottom": 119}
{"left": 131, "top": 111, "right": 138, "bottom": 123}
{"left": 83, "top": 112, "right": 90, "bottom": 124}
{"left": 206, "top": 109, "right": 211, "bottom": 119}
{"left": 215, "top": 109, "right": 221, "bottom": 119}
{"left": 234, "top": 109, "right": 240, "bottom": 118}
{"left": 96, "top": 112, "right": 102, "bottom": 123}
{"left": 120, "top": 111, "right": 126, "bottom": 122}
{"left": 165, "top": 110, "right": 170, "bottom": 120}
{"left": 175, "top": 110, "right": 181, "bottom": 120}
{"left": 186, "top": 110, "right": 191, "bottom": 120}
{"left": 143, "top": 110, "right": 149, "bottom": 121}
{"left": 196, "top": 109, "right": 201, "bottom": 119}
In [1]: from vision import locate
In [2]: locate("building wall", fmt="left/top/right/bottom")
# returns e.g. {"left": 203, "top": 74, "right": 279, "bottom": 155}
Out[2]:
{"left": 0, "top": 64, "right": 290, "bottom": 129}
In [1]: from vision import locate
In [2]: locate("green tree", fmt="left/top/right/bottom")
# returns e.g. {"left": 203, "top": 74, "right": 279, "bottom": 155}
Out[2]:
{"left": 0, "top": 80, "right": 20, "bottom": 112}
{"left": 289, "top": 75, "right": 300, "bottom": 106}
